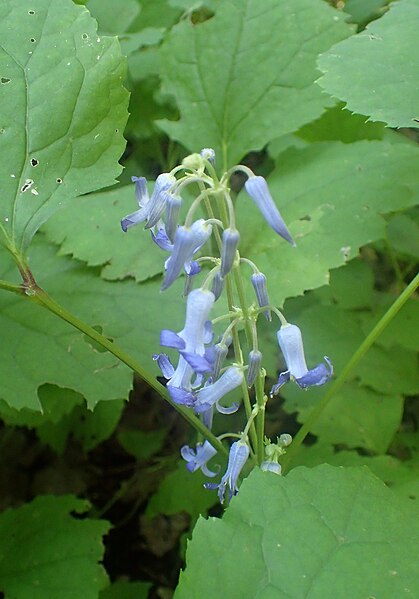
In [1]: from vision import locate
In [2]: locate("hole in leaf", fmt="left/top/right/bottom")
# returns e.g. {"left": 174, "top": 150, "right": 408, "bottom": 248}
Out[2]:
{"left": 30, "top": 38, "right": 36, "bottom": 43}
{"left": 82, "top": 33, "right": 88, "bottom": 40}
{"left": 299, "top": 215, "right": 311, "bottom": 222}
{"left": 21, "top": 179, "right": 34, "bottom": 193}
{"left": 28, "top": 10, "right": 35, "bottom": 15}
{"left": 0, "top": 128, "right": 5, "bottom": 134}
{"left": 30, "top": 158, "right": 39, "bottom": 167}
{"left": 56, "top": 177, "right": 63, "bottom": 184}
{"left": 83, "top": 325, "right": 111, "bottom": 353}
{"left": 1, "top": 77, "right": 10, "bottom": 84}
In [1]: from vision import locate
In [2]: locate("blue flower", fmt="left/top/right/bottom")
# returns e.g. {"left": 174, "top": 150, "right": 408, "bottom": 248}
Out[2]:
{"left": 158, "top": 289, "right": 215, "bottom": 405}
{"left": 271, "top": 323, "right": 333, "bottom": 396}
{"left": 121, "top": 176, "right": 149, "bottom": 231}
{"left": 206, "top": 440, "right": 250, "bottom": 504}
{"left": 245, "top": 176, "right": 295, "bottom": 246}
{"left": 161, "top": 219, "right": 213, "bottom": 290}
{"left": 194, "top": 366, "right": 243, "bottom": 414}
{"left": 121, "top": 173, "right": 175, "bottom": 232}
{"left": 181, "top": 440, "right": 219, "bottom": 477}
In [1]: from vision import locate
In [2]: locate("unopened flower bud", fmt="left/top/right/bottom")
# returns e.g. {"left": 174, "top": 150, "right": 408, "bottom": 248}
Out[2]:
{"left": 220, "top": 228, "right": 240, "bottom": 277}
{"left": 246, "top": 349, "right": 262, "bottom": 387}
{"left": 251, "top": 272, "right": 271, "bottom": 321}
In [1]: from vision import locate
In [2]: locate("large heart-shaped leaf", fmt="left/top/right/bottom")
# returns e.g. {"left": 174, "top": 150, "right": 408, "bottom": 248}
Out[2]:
{"left": 0, "top": 0, "right": 129, "bottom": 254}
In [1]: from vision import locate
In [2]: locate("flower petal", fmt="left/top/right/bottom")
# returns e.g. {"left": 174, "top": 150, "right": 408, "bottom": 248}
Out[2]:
{"left": 245, "top": 176, "right": 295, "bottom": 246}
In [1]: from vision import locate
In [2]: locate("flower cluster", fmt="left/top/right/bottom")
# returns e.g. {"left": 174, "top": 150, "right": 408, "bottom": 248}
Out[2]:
{"left": 121, "top": 150, "right": 332, "bottom": 504}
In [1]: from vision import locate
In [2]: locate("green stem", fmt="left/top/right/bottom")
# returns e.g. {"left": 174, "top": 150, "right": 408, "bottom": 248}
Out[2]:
{"left": 281, "top": 272, "right": 419, "bottom": 473}
{"left": 0, "top": 279, "right": 24, "bottom": 295}
{"left": 255, "top": 372, "right": 266, "bottom": 464}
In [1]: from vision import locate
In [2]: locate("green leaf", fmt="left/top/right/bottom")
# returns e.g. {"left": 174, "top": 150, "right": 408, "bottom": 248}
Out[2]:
{"left": 0, "top": 235, "right": 184, "bottom": 411}
{"left": 0, "top": 0, "right": 129, "bottom": 254}
{"left": 42, "top": 185, "right": 164, "bottom": 282}
{"left": 360, "top": 296, "right": 419, "bottom": 354}
{"left": 0, "top": 386, "right": 123, "bottom": 454}
{"left": 343, "top": 0, "right": 390, "bottom": 26}
{"left": 87, "top": 0, "right": 140, "bottom": 33}
{"left": 317, "top": 0, "right": 419, "bottom": 128}
{"left": 87, "top": 0, "right": 164, "bottom": 56}
{"left": 37, "top": 397, "right": 124, "bottom": 454}
{"left": 237, "top": 140, "right": 419, "bottom": 305}
{"left": 284, "top": 381, "right": 404, "bottom": 454}
{"left": 387, "top": 213, "right": 419, "bottom": 259}
{"left": 158, "top": 0, "right": 351, "bottom": 166}
{"left": 118, "top": 429, "right": 167, "bottom": 460}
{"left": 296, "top": 103, "right": 386, "bottom": 144}
{"left": 100, "top": 581, "right": 151, "bottom": 599}
{"left": 146, "top": 461, "right": 218, "bottom": 521}
{"left": 290, "top": 444, "right": 419, "bottom": 502}
{"left": 0, "top": 495, "right": 109, "bottom": 599}
{"left": 175, "top": 466, "right": 419, "bottom": 598}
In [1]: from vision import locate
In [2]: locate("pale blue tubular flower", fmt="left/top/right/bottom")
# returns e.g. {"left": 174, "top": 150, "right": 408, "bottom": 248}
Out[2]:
{"left": 244, "top": 176, "right": 295, "bottom": 246}
{"left": 271, "top": 323, "right": 333, "bottom": 396}
{"left": 159, "top": 289, "right": 215, "bottom": 405}
{"left": 206, "top": 440, "right": 250, "bottom": 504}
{"left": 251, "top": 272, "right": 271, "bottom": 321}
{"left": 144, "top": 173, "right": 176, "bottom": 229}
{"left": 121, "top": 173, "right": 175, "bottom": 232}
{"left": 246, "top": 349, "right": 262, "bottom": 387}
{"left": 220, "top": 228, "right": 240, "bottom": 277}
{"left": 161, "top": 219, "right": 213, "bottom": 290}
{"left": 181, "top": 440, "right": 219, "bottom": 477}
{"left": 194, "top": 366, "right": 243, "bottom": 414}
{"left": 121, "top": 176, "right": 149, "bottom": 231}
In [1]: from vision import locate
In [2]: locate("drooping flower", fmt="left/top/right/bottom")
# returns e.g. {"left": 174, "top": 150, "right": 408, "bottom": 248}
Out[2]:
{"left": 194, "top": 366, "right": 243, "bottom": 414}
{"left": 181, "top": 440, "right": 219, "bottom": 477}
{"left": 244, "top": 176, "right": 295, "bottom": 246}
{"left": 121, "top": 176, "right": 149, "bottom": 231}
{"left": 206, "top": 440, "right": 250, "bottom": 504}
{"left": 121, "top": 173, "right": 175, "bottom": 232}
{"left": 158, "top": 289, "right": 215, "bottom": 405}
{"left": 161, "top": 219, "right": 213, "bottom": 290}
{"left": 271, "top": 323, "right": 333, "bottom": 396}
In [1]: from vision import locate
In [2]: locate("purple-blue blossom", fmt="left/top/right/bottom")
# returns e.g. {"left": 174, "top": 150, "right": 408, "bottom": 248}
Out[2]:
{"left": 121, "top": 173, "right": 175, "bottom": 232}
{"left": 158, "top": 289, "right": 215, "bottom": 405}
{"left": 194, "top": 366, "right": 243, "bottom": 413}
{"left": 271, "top": 323, "right": 333, "bottom": 396}
{"left": 206, "top": 440, "right": 250, "bottom": 504}
{"left": 245, "top": 176, "right": 295, "bottom": 246}
{"left": 161, "top": 219, "right": 213, "bottom": 290}
{"left": 181, "top": 440, "right": 219, "bottom": 477}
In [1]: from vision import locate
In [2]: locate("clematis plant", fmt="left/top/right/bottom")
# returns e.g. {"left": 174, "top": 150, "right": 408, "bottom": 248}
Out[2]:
{"left": 121, "top": 149, "right": 333, "bottom": 504}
